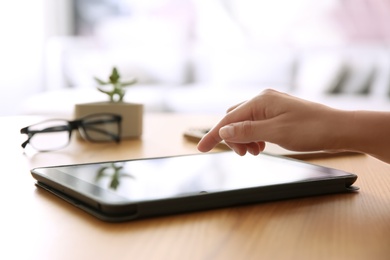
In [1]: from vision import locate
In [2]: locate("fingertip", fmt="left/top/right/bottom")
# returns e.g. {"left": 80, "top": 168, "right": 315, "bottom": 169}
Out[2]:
{"left": 197, "top": 135, "right": 217, "bottom": 152}
{"left": 197, "top": 145, "right": 209, "bottom": 153}
{"left": 197, "top": 128, "right": 225, "bottom": 152}
{"left": 251, "top": 142, "right": 266, "bottom": 156}
{"left": 258, "top": 141, "right": 266, "bottom": 152}
{"left": 197, "top": 139, "right": 210, "bottom": 152}
{"left": 226, "top": 141, "right": 247, "bottom": 156}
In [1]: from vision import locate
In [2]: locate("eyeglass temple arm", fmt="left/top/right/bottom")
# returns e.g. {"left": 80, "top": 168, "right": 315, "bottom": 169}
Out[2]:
{"left": 72, "top": 118, "right": 121, "bottom": 142}
{"left": 83, "top": 125, "right": 121, "bottom": 142}
{"left": 21, "top": 139, "right": 29, "bottom": 149}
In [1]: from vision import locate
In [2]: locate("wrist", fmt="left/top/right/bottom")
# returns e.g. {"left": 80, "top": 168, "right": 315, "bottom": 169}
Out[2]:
{"left": 325, "top": 109, "right": 357, "bottom": 152}
{"left": 347, "top": 111, "right": 390, "bottom": 162}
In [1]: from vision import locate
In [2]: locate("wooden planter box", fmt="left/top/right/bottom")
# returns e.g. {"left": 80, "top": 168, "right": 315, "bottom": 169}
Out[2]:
{"left": 74, "top": 101, "right": 143, "bottom": 138}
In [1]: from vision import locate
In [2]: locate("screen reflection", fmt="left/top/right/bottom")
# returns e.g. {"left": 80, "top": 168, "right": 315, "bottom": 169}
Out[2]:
{"left": 56, "top": 152, "right": 342, "bottom": 202}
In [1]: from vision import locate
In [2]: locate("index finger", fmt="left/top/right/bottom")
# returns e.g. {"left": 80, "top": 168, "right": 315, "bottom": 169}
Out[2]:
{"left": 197, "top": 101, "right": 254, "bottom": 152}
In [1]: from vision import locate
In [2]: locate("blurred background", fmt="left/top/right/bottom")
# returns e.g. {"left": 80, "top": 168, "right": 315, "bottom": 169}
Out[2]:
{"left": 1, "top": 0, "right": 390, "bottom": 116}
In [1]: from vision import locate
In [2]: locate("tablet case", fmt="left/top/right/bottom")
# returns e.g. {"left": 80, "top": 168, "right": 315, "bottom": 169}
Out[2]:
{"left": 32, "top": 152, "right": 358, "bottom": 222}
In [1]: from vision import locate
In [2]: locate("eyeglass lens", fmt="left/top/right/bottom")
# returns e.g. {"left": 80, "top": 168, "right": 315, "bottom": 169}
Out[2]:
{"left": 79, "top": 114, "right": 121, "bottom": 142}
{"left": 27, "top": 120, "right": 71, "bottom": 151}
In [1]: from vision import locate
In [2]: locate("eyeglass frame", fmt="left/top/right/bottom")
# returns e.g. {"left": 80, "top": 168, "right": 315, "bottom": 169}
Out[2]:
{"left": 20, "top": 113, "right": 122, "bottom": 151}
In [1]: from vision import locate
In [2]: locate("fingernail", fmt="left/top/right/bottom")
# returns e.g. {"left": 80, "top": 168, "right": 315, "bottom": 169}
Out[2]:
{"left": 220, "top": 125, "right": 234, "bottom": 139}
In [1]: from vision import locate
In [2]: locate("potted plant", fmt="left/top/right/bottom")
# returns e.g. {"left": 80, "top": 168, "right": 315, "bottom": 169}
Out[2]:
{"left": 74, "top": 67, "right": 143, "bottom": 138}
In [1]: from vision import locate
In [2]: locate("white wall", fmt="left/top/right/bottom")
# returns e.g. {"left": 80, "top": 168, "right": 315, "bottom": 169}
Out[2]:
{"left": 0, "top": 0, "right": 73, "bottom": 116}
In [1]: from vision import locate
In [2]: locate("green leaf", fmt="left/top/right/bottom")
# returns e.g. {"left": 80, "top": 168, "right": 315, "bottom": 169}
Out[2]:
{"left": 94, "top": 66, "right": 137, "bottom": 102}
{"left": 109, "top": 67, "right": 120, "bottom": 83}
{"left": 97, "top": 88, "right": 111, "bottom": 95}
{"left": 94, "top": 77, "right": 109, "bottom": 85}
{"left": 110, "top": 179, "right": 119, "bottom": 189}
{"left": 95, "top": 166, "right": 109, "bottom": 180}
{"left": 121, "top": 79, "right": 137, "bottom": 87}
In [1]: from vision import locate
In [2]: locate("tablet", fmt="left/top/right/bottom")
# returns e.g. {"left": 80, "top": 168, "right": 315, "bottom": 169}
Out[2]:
{"left": 31, "top": 152, "right": 358, "bottom": 222}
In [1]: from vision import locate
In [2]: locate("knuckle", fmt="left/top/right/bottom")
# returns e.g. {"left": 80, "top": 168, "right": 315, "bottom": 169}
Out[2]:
{"left": 260, "top": 88, "right": 277, "bottom": 97}
{"left": 240, "top": 120, "right": 254, "bottom": 137}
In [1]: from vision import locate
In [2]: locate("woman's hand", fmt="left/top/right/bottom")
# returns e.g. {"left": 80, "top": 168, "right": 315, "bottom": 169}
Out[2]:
{"left": 197, "top": 89, "right": 349, "bottom": 156}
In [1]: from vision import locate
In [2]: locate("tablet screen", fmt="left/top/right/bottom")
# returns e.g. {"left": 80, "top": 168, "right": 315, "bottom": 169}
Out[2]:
{"left": 34, "top": 152, "right": 353, "bottom": 203}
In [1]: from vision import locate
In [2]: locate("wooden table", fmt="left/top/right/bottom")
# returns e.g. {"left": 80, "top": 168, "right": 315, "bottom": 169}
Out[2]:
{"left": 1, "top": 113, "right": 390, "bottom": 260}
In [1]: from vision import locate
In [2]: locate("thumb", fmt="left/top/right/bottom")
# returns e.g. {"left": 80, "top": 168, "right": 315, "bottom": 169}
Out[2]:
{"left": 219, "top": 121, "right": 266, "bottom": 143}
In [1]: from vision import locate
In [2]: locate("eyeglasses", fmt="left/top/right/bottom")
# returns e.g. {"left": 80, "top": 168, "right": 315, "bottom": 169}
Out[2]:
{"left": 20, "top": 113, "right": 122, "bottom": 152}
